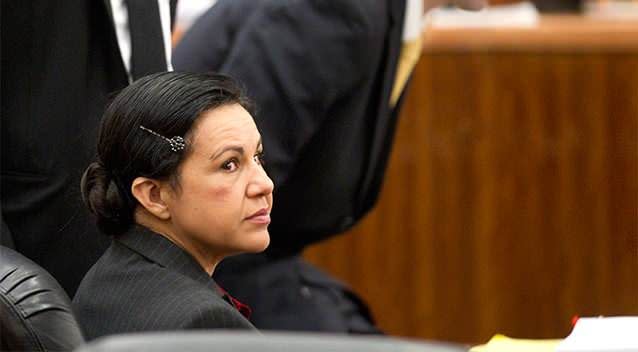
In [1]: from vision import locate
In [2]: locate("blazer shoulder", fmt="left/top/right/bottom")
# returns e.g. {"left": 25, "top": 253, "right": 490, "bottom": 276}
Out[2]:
{"left": 74, "top": 242, "right": 254, "bottom": 337}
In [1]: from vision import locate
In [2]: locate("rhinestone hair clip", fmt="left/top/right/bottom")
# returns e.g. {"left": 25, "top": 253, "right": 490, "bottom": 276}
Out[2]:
{"left": 139, "top": 125, "right": 186, "bottom": 152}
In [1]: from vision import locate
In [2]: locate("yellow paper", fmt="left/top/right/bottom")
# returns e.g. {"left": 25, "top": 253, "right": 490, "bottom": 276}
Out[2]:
{"left": 470, "top": 334, "right": 562, "bottom": 352}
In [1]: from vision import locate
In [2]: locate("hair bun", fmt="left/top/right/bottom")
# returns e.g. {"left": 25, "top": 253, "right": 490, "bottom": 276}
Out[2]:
{"left": 80, "top": 162, "right": 133, "bottom": 235}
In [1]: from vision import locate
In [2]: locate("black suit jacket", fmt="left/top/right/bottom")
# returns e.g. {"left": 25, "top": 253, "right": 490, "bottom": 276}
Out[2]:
{"left": 174, "top": 0, "right": 406, "bottom": 253}
{"left": 73, "top": 226, "right": 255, "bottom": 341}
{"left": 0, "top": 0, "right": 174, "bottom": 295}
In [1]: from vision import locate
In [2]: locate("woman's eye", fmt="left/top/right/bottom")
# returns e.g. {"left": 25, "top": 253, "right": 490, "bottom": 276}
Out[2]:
{"left": 222, "top": 158, "right": 239, "bottom": 172}
{"left": 254, "top": 151, "right": 265, "bottom": 166}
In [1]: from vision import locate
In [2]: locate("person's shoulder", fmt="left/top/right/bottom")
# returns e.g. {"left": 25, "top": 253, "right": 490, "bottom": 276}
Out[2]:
{"left": 211, "top": 0, "right": 267, "bottom": 19}
{"left": 78, "top": 240, "right": 148, "bottom": 276}
{"left": 211, "top": 0, "right": 389, "bottom": 40}
{"left": 74, "top": 241, "right": 125, "bottom": 292}
{"left": 273, "top": 0, "right": 389, "bottom": 37}
{"left": 118, "top": 266, "right": 243, "bottom": 324}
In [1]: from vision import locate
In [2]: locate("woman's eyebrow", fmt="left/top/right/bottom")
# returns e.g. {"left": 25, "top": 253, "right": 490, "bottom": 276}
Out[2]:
{"left": 210, "top": 145, "right": 244, "bottom": 160}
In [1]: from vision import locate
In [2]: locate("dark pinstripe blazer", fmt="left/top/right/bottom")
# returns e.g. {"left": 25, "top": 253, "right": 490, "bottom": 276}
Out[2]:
{"left": 72, "top": 226, "right": 255, "bottom": 341}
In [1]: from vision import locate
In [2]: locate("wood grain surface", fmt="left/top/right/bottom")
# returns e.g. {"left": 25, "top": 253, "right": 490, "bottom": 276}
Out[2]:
{"left": 305, "top": 16, "right": 638, "bottom": 344}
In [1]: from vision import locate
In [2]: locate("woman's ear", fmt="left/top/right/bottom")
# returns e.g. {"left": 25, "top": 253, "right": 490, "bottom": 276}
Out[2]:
{"left": 131, "top": 177, "right": 171, "bottom": 220}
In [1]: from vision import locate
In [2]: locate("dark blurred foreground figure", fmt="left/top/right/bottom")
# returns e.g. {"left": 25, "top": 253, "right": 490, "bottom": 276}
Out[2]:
{"left": 174, "top": 0, "right": 484, "bottom": 333}
{"left": 73, "top": 72, "right": 273, "bottom": 340}
{"left": 0, "top": 0, "right": 175, "bottom": 296}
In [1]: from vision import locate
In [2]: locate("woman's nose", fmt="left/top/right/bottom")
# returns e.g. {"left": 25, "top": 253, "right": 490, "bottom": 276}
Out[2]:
{"left": 247, "top": 164, "right": 274, "bottom": 198}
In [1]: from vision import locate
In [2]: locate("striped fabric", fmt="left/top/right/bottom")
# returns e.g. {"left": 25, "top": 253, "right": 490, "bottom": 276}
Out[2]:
{"left": 73, "top": 226, "right": 256, "bottom": 341}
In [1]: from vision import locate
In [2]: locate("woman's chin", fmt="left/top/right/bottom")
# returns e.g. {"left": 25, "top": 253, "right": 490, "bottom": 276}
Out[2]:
{"left": 253, "top": 234, "right": 270, "bottom": 253}
{"left": 241, "top": 230, "right": 271, "bottom": 253}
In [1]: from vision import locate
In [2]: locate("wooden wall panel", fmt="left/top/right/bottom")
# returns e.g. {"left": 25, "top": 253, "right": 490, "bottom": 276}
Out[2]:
{"left": 304, "top": 47, "right": 638, "bottom": 344}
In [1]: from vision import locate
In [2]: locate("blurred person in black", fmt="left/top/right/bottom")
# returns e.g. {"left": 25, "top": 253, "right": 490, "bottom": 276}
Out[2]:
{"left": 1, "top": 0, "right": 176, "bottom": 296}
{"left": 173, "top": 0, "right": 484, "bottom": 333}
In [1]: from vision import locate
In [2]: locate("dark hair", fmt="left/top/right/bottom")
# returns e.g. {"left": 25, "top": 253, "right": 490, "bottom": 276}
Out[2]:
{"left": 81, "top": 72, "right": 253, "bottom": 236}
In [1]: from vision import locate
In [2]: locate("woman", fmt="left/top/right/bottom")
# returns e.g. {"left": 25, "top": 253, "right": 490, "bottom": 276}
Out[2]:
{"left": 73, "top": 72, "right": 274, "bottom": 340}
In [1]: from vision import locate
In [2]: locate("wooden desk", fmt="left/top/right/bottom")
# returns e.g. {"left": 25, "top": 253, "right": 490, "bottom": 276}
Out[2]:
{"left": 423, "top": 15, "right": 638, "bottom": 51}
{"left": 305, "top": 15, "right": 638, "bottom": 343}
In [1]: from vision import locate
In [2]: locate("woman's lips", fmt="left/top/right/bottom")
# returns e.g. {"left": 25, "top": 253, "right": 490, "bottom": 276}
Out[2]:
{"left": 246, "top": 208, "right": 271, "bottom": 225}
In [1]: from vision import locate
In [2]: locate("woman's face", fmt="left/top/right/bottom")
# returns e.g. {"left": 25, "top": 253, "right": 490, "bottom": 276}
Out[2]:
{"left": 164, "top": 103, "right": 273, "bottom": 262}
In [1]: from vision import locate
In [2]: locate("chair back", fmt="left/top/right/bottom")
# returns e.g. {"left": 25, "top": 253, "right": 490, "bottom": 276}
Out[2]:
{"left": 0, "top": 246, "right": 84, "bottom": 351}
